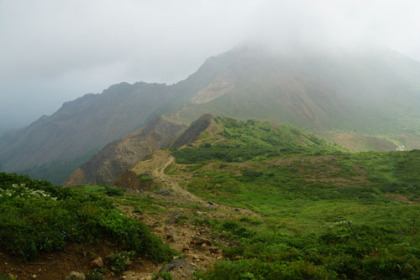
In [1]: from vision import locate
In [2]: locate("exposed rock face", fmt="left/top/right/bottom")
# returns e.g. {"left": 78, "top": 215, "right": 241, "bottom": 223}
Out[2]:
{"left": 63, "top": 117, "right": 186, "bottom": 186}
{"left": 172, "top": 114, "right": 213, "bottom": 148}
{"left": 113, "top": 170, "right": 143, "bottom": 190}
{"left": 65, "top": 114, "right": 216, "bottom": 187}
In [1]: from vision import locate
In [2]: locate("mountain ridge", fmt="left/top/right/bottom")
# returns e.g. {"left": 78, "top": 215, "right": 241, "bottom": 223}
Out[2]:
{"left": 1, "top": 46, "right": 420, "bottom": 183}
{"left": 63, "top": 116, "right": 187, "bottom": 186}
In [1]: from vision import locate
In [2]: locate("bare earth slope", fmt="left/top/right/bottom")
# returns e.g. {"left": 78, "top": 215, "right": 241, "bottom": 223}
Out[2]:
{"left": 64, "top": 117, "right": 186, "bottom": 186}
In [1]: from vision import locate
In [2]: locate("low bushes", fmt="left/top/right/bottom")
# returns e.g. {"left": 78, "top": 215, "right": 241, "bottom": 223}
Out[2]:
{"left": 0, "top": 172, "right": 175, "bottom": 262}
{"left": 197, "top": 220, "right": 420, "bottom": 280}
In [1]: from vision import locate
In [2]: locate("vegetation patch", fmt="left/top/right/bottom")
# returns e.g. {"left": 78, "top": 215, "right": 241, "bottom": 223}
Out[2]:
{"left": 172, "top": 117, "right": 342, "bottom": 164}
{"left": 170, "top": 146, "right": 420, "bottom": 279}
{"left": 0, "top": 172, "right": 175, "bottom": 263}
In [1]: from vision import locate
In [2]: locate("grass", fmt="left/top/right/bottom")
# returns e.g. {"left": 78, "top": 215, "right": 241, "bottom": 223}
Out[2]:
{"left": 172, "top": 117, "right": 343, "bottom": 164}
{"left": 168, "top": 118, "right": 420, "bottom": 279}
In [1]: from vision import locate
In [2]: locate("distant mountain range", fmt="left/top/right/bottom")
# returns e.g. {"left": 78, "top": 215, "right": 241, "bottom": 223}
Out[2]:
{"left": 1, "top": 46, "right": 420, "bottom": 184}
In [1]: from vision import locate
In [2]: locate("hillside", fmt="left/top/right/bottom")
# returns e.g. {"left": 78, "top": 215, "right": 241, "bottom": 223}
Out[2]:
{"left": 170, "top": 116, "right": 342, "bottom": 164}
{"left": 63, "top": 117, "right": 187, "bottom": 186}
{"left": 69, "top": 114, "right": 338, "bottom": 188}
{"left": 63, "top": 114, "right": 215, "bottom": 187}
{"left": 1, "top": 116, "right": 420, "bottom": 279}
{"left": 159, "top": 117, "right": 420, "bottom": 279}
{"left": 168, "top": 47, "right": 420, "bottom": 136}
{"left": 167, "top": 140, "right": 420, "bottom": 279}
{"left": 2, "top": 46, "right": 420, "bottom": 183}
{"left": 0, "top": 56, "right": 221, "bottom": 184}
{"left": 0, "top": 82, "right": 175, "bottom": 184}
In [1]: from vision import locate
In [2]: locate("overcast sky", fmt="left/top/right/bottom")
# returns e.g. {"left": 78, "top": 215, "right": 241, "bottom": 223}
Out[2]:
{"left": 1, "top": 0, "right": 420, "bottom": 133}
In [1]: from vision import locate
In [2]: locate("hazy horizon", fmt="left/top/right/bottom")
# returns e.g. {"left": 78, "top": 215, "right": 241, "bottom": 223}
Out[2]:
{"left": 1, "top": 0, "right": 420, "bottom": 135}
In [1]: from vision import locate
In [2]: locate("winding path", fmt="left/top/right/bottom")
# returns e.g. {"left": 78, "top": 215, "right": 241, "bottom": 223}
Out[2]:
{"left": 131, "top": 150, "right": 257, "bottom": 215}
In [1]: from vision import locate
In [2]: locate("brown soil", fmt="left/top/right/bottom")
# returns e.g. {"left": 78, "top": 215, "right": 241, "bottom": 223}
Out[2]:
{"left": 0, "top": 243, "right": 119, "bottom": 280}
{"left": 385, "top": 193, "right": 418, "bottom": 204}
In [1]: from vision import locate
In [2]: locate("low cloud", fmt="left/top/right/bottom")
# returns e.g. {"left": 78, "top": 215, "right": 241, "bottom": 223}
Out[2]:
{"left": 1, "top": 0, "right": 419, "bottom": 131}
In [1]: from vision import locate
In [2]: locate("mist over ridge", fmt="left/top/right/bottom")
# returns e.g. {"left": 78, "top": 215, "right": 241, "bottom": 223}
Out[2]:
{"left": 1, "top": 44, "right": 420, "bottom": 184}
{"left": 1, "top": 0, "right": 420, "bottom": 134}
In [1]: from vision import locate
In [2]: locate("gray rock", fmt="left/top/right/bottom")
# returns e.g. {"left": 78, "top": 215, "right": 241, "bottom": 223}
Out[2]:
{"left": 155, "top": 189, "right": 172, "bottom": 196}
{"left": 166, "top": 230, "right": 179, "bottom": 242}
{"left": 65, "top": 271, "right": 85, "bottom": 280}
{"left": 160, "top": 259, "right": 195, "bottom": 280}
{"left": 166, "top": 213, "right": 183, "bottom": 224}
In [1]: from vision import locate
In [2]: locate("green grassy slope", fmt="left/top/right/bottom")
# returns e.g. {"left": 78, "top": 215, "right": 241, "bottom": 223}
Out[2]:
{"left": 2, "top": 116, "right": 419, "bottom": 279}
{"left": 172, "top": 116, "right": 343, "bottom": 164}
{"left": 167, "top": 117, "right": 420, "bottom": 279}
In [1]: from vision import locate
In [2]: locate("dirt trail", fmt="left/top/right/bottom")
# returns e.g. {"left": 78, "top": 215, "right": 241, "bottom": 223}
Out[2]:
{"left": 118, "top": 150, "right": 259, "bottom": 279}
{"left": 131, "top": 150, "right": 256, "bottom": 215}
{"left": 151, "top": 152, "right": 204, "bottom": 204}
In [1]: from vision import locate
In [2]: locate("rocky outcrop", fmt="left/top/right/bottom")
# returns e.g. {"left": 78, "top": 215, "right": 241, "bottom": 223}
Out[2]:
{"left": 63, "top": 117, "right": 186, "bottom": 186}
{"left": 65, "top": 271, "right": 85, "bottom": 280}
{"left": 159, "top": 259, "right": 195, "bottom": 280}
{"left": 172, "top": 114, "right": 213, "bottom": 148}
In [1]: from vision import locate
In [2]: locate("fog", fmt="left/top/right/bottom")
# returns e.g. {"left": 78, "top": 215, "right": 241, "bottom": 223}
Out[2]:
{"left": 1, "top": 0, "right": 420, "bottom": 134}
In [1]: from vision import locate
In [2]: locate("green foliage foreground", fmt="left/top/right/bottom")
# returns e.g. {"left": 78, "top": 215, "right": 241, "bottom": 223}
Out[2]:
{"left": 169, "top": 119, "right": 420, "bottom": 280}
{"left": 0, "top": 172, "right": 175, "bottom": 262}
{"left": 186, "top": 150, "right": 420, "bottom": 279}
{"left": 195, "top": 219, "right": 420, "bottom": 280}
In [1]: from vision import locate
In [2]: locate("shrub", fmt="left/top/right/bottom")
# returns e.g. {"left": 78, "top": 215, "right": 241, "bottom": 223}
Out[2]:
{"left": 153, "top": 271, "right": 173, "bottom": 280}
{"left": 86, "top": 269, "right": 105, "bottom": 280}
{"left": 195, "top": 259, "right": 335, "bottom": 280}
{"left": 106, "top": 251, "right": 135, "bottom": 273}
{"left": 0, "top": 172, "right": 175, "bottom": 263}
{"left": 222, "top": 221, "right": 254, "bottom": 239}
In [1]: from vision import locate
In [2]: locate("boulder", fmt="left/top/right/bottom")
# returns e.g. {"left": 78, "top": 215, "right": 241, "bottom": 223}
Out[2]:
{"left": 65, "top": 271, "right": 85, "bottom": 280}
{"left": 160, "top": 259, "right": 195, "bottom": 280}
{"left": 90, "top": 257, "right": 104, "bottom": 268}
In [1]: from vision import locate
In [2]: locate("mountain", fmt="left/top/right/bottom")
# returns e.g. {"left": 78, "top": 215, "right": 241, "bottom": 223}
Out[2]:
{"left": 168, "top": 46, "right": 420, "bottom": 137}
{"left": 0, "top": 82, "right": 172, "bottom": 184}
{"left": 0, "top": 57, "right": 226, "bottom": 184}
{"left": 1, "top": 46, "right": 420, "bottom": 184}
{"left": 63, "top": 116, "right": 186, "bottom": 186}
{"left": 64, "top": 114, "right": 214, "bottom": 186}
